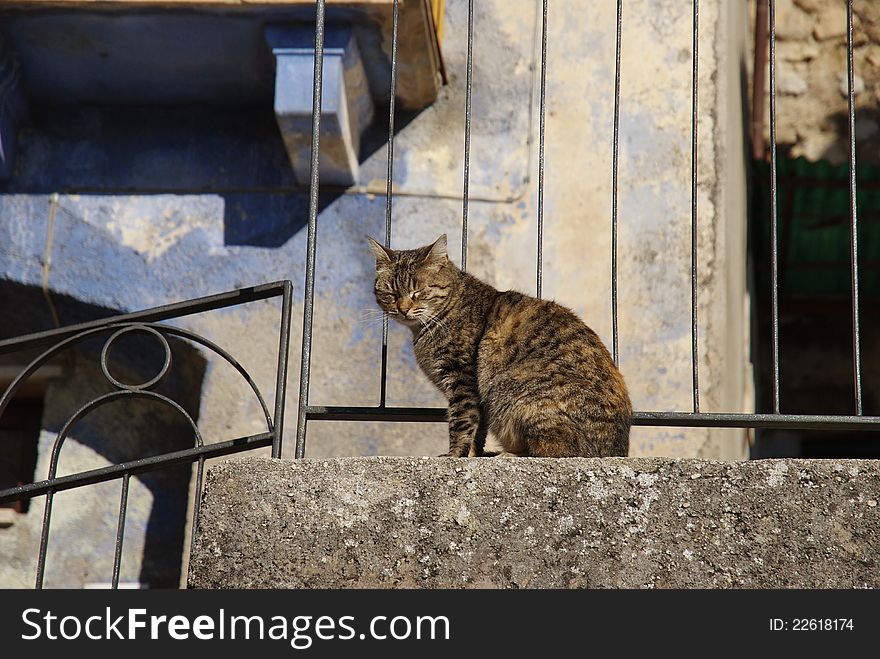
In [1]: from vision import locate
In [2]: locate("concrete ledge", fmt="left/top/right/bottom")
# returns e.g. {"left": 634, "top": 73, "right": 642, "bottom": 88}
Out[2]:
{"left": 187, "top": 456, "right": 880, "bottom": 588}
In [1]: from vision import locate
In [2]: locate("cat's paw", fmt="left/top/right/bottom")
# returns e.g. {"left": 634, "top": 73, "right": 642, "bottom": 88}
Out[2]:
{"left": 439, "top": 450, "right": 468, "bottom": 457}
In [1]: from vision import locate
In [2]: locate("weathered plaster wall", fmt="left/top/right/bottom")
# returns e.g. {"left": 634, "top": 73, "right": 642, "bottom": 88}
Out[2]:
{"left": 0, "top": 347, "right": 204, "bottom": 588}
{"left": 189, "top": 455, "right": 880, "bottom": 588}
{"left": 535, "top": 0, "right": 750, "bottom": 458}
{"left": 1, "top": 433, "right": 153, "bottom": 588}
{"left": 0, "top": 0, "right": 751, "bottom": 462}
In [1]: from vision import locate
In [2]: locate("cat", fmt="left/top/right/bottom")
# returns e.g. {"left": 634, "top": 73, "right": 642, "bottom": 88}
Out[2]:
{"left": 368, "top": 234, "right": 631, "bottom": 458}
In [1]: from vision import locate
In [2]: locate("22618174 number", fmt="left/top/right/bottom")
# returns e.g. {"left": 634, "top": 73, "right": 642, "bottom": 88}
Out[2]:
{"left": 769, "top": 618, "right": 854, "bottom": 631}
{"left": 791, "top": 619, "right": 853, "bottom": 631}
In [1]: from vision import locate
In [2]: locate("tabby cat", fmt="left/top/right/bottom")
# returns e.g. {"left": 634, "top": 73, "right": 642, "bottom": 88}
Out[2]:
{"left": 368, "top": 234, "right": 631, "bottom": 457}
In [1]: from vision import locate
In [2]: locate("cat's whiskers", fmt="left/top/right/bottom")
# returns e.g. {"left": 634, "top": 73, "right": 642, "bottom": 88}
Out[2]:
{"left": 413, "top": 313, "right": 431, "bottom": 340}
{"left": 357, "top": 308, "right": 393, "bottom": 328}
{"left": 417, "top": 311, "right": 449, "bottom": 342}
{"left": 424, "top": 313, "right": 449, "bottom": 336}
{"left": 411, "top": 310, "right": 437, "bottom": 343}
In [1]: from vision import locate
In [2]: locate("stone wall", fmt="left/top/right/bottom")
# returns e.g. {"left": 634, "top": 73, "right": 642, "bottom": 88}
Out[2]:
{"left": 752, "top": 0, "right": 880, "bottom": 163}
{"left": 188, "top": 455, "right": 880, "bottom": 588}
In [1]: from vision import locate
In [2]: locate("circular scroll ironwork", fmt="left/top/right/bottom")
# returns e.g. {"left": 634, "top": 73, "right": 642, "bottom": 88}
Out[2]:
{"left": 100, "top": 325, "right": 171, "bottom": 391}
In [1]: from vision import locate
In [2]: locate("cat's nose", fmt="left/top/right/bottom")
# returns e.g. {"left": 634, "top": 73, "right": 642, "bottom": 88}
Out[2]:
{"left": 397, "top": 297, "right": 413, "bottom": 315}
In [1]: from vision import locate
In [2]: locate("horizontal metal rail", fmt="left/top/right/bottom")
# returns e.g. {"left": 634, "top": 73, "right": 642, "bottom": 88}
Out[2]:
{"left": 632, "top": 412, "right": 878, "bottom": 431}
{"left": 0, "top": 281, "right": 290, "bottom": 355}
{"left": 0, "top": 432, "right": 273, "bottom": 506}
{"left": 304, "top": 405, "right": 880, "bottom": 431}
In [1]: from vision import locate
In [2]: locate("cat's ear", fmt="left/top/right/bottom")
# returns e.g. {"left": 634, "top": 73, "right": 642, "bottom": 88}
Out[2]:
{"left": 367, "top": 236, "right": 393, "bottom": 266}
{"left": 423, "top": 234, "right": 448, "bottom": 266}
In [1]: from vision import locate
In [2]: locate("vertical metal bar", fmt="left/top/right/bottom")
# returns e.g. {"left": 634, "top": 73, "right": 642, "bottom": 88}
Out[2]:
{"left": 769, "top": 0, "right": 781, "bottom": 413}
{"left": 536, "top": 0, "right": 548, "bottom": 299}
{"left": 461, "top": 0, "right": 474, "bottom": 272}
{"left": 845, "top": 0, "right": 862, "bottom": 415}
{"left": 272, "top": 280, "right": 292, "bottom": 458}
{"left": 610, "top": 0, "right": 622, "bottom": 366}
{"left": 189, "top": 456, "right": 205, "bottom": 559}
{"left": 690, "top": 0, "right": 700, "bottom": 413}
{"left": 380, "top": 0, "right": 400, "bottom": 408}
{"left": 294, "top": 0, "right": 326, "bottom": 459}
{"left": 111, "top": 472, "right": 130, "bottom": 589}
{"left": 35, "top": 490, "right": 53, "bottom": 589}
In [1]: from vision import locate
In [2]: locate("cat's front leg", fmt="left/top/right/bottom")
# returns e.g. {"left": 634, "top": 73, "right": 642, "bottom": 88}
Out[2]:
{"left": 468, "top": 418, "right": 488, "bottom": 457}
{"left": 442, "top": 375, "right": 482, "bottom": 457}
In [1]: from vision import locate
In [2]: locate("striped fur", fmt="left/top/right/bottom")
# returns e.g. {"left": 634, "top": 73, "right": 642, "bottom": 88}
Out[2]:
{"left": 368, "top": 234, "right": 631, "bottom": 457}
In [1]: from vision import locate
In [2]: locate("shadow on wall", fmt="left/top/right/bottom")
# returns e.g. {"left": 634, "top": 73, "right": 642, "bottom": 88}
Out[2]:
{"left": 0, "top": 103, "right": 421, "bottom": 248}
{"left": 0, "top": 280, "right": 207, "bottom": 587}
{"left": 823, "top": 108, "right": 880, "bottom": 165}
{"left": 770, "top": 107, "right": 880, "bottom": 167}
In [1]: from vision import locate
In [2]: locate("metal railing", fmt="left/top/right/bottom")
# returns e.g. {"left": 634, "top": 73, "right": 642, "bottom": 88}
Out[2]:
{"left": 0, "top": 281, "right": 292, "bottom": 588}
{"left": 293, "top": 0, "right": 880, "bottom": 456}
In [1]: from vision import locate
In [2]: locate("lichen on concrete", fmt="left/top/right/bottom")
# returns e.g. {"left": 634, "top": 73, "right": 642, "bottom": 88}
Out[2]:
{"left": 188, "top": 455, "right": 880, "bottom": 589}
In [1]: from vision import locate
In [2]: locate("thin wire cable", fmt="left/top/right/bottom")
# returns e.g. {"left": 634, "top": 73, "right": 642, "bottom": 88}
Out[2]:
{"left": 42, "top": 194, "right": 62, "bottom": 328}
{"left": 536, "top": 0, "right": 548, "bottom": 299}
{"left": 611, "top": 0, "right": 622, "bottom": 366}
{"left": 294, "top": 0, "right": 326, "bottom": 458}
{"left": 769, "top": 0, "right": 780, "bottom": 413}
{"left": 845, "top": 0, "right": 862, "bottom": 415}
{"left": 690, "top": 0, "right": 700, "bottom": 413}
{"left": 380, "top": 0, "right": 400, "bottom": 408}
{"left": 461, "top": 0, "right": 474, "bottom": 272}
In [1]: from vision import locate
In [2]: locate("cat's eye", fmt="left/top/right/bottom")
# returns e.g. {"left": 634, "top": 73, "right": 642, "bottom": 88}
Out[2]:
{"left": 412, "top": 289, "right": 426, "bottom": 300}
